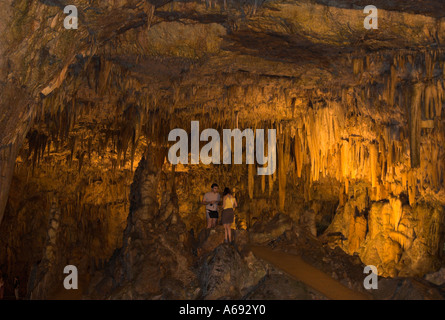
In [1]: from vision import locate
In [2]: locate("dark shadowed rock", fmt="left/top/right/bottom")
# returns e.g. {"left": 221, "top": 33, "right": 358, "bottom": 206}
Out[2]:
{"left": 199, "top": 244, "right": 268, "bottom": 300}
{"left": 371, "top": 278, "right": 445, "bottom": 300}
{"left": 250, "top": 213, "right": 294, "bottom": 244}
{"left": 245, "top": 269, "right": 323, "bottom": 300}
{"left": 197, "top": 225, "right": 250, "bottom": 257}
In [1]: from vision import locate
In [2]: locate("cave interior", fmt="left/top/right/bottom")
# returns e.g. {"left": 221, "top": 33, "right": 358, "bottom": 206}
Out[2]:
{"left": 0, "top": 0, "right": 445, "bottom": 300}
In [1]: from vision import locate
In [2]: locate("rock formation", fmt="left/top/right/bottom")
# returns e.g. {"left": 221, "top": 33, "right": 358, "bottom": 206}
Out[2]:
{"left": 0, "top": 0, "right": 444, "bottom": 299}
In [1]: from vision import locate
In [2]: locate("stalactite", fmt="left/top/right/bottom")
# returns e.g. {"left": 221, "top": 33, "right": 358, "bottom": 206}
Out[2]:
{"left": 294, "top": 131, "right": 303, "bottom": 178}
{"left": 268, "top": 173, "right": 273, "bottom": 196}
{"left": 248, "top": 163, "right": 254, "bottom": 200}
{"left": 390, "top": 64, "right": 397, "bottom": 104}
{"left": 429, "top": 142, "right": 439, "bottom": 189}
{"left": 425, "top": 50, "right": 435, "bottom": 79}
{"left": 261, "top": 173, "right": 265, "bottom": 194}
{"left": 304, "top": 165, "right": 311, "bottom": 202}
{"left": 130, "top": 138, "right": 138, "bottom": 172}
{"left": 435, "top": 80, "right": 444, "bottom": 118}
{"left": 341, "top": 140, "right": 349, "bottom": 181}
{"left": 408, "top": 169, "right": 416, "bottom": 205}
{"left": 277, "top": 127, "right": 290, "bottom": 211}
{"left": 353, "top": 57, "right": 363, "bottom": 76}
{"left": 379, "top": 135, "right": 386, "bottom": 183}
{"left": 69, "top": 135, "right": 78, "bottom": 165}
{"left": 370, "top": 143, "right": 378, "bottom": 188}
{"left": 425, "top": 84, "right": 433, "bottom": 119}
{"left": 78, "top": 151, "right": 85, "bottom": 173}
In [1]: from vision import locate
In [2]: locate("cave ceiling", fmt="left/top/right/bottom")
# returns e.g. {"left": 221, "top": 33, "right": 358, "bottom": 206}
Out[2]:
{"left": 0, "top": 0, "right": 445, "bottom": 300}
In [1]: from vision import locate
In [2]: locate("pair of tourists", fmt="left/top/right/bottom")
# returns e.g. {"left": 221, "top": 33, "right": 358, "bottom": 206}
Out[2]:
{"left": 202, "top": 183, "right": 238, "bottom": 243}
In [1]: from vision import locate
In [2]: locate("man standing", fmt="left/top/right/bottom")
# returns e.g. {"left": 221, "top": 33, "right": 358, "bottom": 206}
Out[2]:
{"left": 202, "top": 183, "right": 221, "bottom": 229}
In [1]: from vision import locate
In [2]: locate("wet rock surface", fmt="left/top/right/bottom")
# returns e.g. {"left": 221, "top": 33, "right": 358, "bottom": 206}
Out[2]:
{"left": 199, "top": 244, "right": 267, "bottom": 300}
{"left": 245, "top": 270, "right": 323, "bottom": 300}
{"left": 0, "top": 0, "right": 445, "bottom": 299}
{"left": 86, "top": 149, "right": 199, "bottom": 299}
{"left": 250, "top": 213, "right": 294, "bottom": 244}
{"left": 326, "top": 193, "right": 445, "bottom": 277}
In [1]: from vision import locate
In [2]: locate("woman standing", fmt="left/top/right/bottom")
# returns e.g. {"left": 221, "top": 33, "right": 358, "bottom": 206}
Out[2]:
{"left": 221, "top": 187, "right": 237, "bottom": 244}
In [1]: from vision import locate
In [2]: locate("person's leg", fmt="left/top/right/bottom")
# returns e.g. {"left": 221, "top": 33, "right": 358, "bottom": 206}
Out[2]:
{"left": 226, "top": 224, "right": 231, "bottom": 243}
{"left": 212, "top": 218, "right": 217, "bottom": 228}
{"left": 206, "top": 211, "right": 212, "bottom": 229}
{"left": 224, "top": 224, "right": 228, "bottom": 242}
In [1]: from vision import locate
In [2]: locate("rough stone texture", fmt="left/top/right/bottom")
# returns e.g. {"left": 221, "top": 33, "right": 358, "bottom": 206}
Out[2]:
{"left": 425, "top": 267, "right": 445, "bottom": 286}
{"left": 0, "top": 0, "right": 445, "bottom": 298}
{"left": 86, "top": 147, "right": 199, "bottom": 299}
{"left": 196, "top": 225, "right": 249, "bottom": 257}
{"left": 250, "top": 213, "right": 294, "bottom": 244}
{"left": 326, "top": 192, "right": 445, "bottom": 277}
{"left": 245, "top": 270, "right": 322, "bottom": 300}
{"left": 372, "top": 277, "right": 445, "bottom": 300}
{"left": 199, "top": 244, "right": 268, "bottom": 300}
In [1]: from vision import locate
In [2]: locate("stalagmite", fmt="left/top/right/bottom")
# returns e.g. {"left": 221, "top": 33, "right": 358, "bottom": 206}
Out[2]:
{"left": 4, "top": 3, "right": 445, "bottom": 299}
{"left": 248, "top": 163, "right": 254, "bottom": 200}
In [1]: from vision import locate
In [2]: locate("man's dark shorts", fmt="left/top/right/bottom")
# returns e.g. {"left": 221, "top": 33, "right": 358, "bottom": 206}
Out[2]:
{"left": 208, "top": 210, "right": 219, "bottom": 219}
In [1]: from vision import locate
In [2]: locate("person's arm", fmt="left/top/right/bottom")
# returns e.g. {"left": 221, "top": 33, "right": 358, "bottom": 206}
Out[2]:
{"left": 233, "top": 197, "right": 237, "bottom": 208}
{"left": 202, "top": 194, "right": 208, "bottom": 205}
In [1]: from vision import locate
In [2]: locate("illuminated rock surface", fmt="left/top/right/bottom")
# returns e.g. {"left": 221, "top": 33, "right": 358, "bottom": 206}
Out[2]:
{"left": 0, "top": 0, "right": 444, "bottom": 299}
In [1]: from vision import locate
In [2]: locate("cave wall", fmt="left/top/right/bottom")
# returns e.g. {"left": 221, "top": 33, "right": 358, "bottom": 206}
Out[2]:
{"left": 0, "top": 0, "right": 444, "bottom": 298}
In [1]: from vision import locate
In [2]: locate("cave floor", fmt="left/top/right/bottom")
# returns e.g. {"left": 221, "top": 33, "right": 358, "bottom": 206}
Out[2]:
{"left": 250, "top": 245, "right": 371, "bottom": 300}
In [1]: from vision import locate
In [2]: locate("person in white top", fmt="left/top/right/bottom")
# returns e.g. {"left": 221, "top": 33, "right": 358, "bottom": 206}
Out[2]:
{"left": 202, "top": 183, "right": 221, "bottom": 229}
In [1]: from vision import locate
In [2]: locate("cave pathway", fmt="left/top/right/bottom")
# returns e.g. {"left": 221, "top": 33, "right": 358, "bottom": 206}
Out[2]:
{"left": 249, "top": 245, "right": 372, "bottom": 300}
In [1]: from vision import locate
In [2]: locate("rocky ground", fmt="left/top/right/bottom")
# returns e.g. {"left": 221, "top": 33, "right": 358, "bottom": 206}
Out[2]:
{"left": 0, "top": 0, "right": 444, "bottom": 299}
{"left": 81, "top": 152, "right": 445, "bottom": 300}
